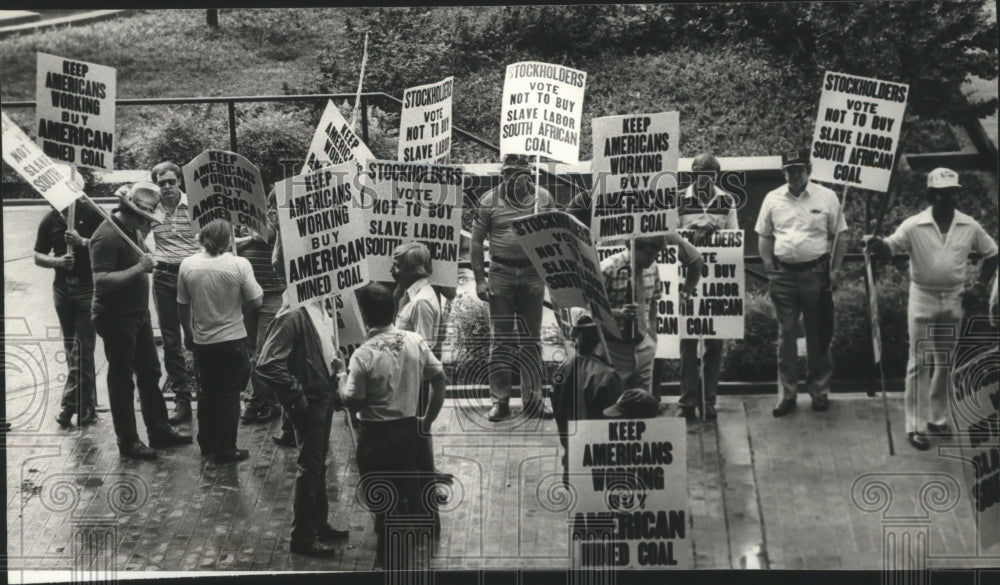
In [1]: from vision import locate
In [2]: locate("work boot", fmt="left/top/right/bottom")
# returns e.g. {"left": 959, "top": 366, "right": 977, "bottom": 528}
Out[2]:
{"left": 169, "top": 401, "right": 192, "bottom": 424}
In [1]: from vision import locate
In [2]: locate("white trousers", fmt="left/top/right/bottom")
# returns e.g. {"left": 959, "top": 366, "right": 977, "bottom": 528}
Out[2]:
{"left": 905, "top": 284, "right": 963, "bottom": 434}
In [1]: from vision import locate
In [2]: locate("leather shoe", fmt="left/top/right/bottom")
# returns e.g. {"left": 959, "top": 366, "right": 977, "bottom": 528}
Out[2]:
{"left": 55, "top": 408, "right": 74, "bottom": 428}
{"left": 290, "top": 540, "right": 339, "bottom": 557}
{"left": 252, "top": 405, "right": 281, "bottom": 424}
{"left": 316, "top": 525, "right": 350, "bottom": 541}
{"left": 676, "top": 405, "right": 696, "bottom": 420}
{"left": 119, "top": 440, "right": 158, "bottom": 460}
{"left": 168, "top": 401, "right": 192, "bottom": 424}
{"left": 702, "top": 404, "right": 718, "bottom": 421}
{"left": 772, "top": 398, "right": 796, "bottom": 418}
{"left": 271, "top": 433, "right": 296, "bottom": 448}
{"left": 926, "top": 422, "right": 952, "bottom": 438}
{"left": 149, "top": 429, "right": 193, "bottom": 448}
{"left": 811, "top": 394, "right": 830, "bottom": 412}
{"left": 908, "top": 432, "right": 930, "bottom": 451}
{"left": 214, "top": 449, "right": 250, "bottom": 463}
{"left": 488, "top": 402, "right": 511, "bottom": 422}
{"left": 78, "top": 409, "right": 99, "bottom": 426}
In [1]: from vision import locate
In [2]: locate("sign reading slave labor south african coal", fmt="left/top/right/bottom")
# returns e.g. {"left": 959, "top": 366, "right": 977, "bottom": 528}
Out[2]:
{"left": 35, "top": 53, "right": 116, "bottom": 172}
{"left": 568, "top": 418, "right": 690, "bottom": 569}
{"left": 810, "top": 71, "right": 908, "bottom": 192}
{"left": 677, "top": 229, "right": 744, "bottom": 339}
{"left": 364, "top": 161, "right": 464, "bottom": 286}
{"left": 512, "top": 211, "right": 619, "bottom": 338}
{"left": 501, "top": 61, "right": 586, "bottom": 164}
{"left": 302, "top": 100, "right": 375, "bottom": 176}
{"left": 183, "top": 150, "right": 269, "bottom": 235}
{"left": 398, "top": 77, "right": 453, "bottom": 164}
{"left": 2, "top": 112, "right": 83, "bottom": 211}
{"left": 655, "top": 246, "right": 681, "bottom": 360}
{"left": 274, "top": 161, "right": 369, "bottom": 309}
{"left": 590, "top": 113, "right": 679, "bottom": 241}
{"left": 949, "top": 346, "right": 1000, "bottom": 550}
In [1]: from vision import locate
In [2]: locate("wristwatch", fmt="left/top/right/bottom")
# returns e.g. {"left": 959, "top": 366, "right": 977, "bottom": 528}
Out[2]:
{"left": 679, "top": 288, "right": 692, "bottom": 301}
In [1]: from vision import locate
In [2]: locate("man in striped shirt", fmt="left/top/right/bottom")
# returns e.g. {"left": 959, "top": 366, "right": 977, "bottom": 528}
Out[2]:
{"left": 150, "top": 161, "right": 202, "bottom": 424}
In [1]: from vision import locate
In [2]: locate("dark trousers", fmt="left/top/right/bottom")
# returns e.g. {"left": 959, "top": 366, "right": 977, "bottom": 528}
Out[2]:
{"left": 152, "top": 268, "right": 192, "bottom": 402}
{"left": 289, "top": 394, "right": 336, "bottom": 547}
{"left": 357, "top": 418, "right": 425, "bottom": 530}
{"left": 193, "top": 338, "right": 249, "bottom": 459}
{"left": 244, "top": 291, "right": 284, "bottom": 410}
{"left": 768, "top": 265, "right": 835, "bottom": 400}
{"left": 93, "top": 311, "right": 171, "bottom": 446}
{"left": 678, "top": 338, "right": 724, "bottom": 407}
{"left": 54, "top": 282, "right": 97, "bottom": 413}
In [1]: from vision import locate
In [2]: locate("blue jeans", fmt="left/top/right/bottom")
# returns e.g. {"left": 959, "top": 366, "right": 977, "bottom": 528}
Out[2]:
{"left": 487, "top": 262, "right": 545, "bottom": 404}
{"left": 767, "top": 264, "right": 835, "bottom": 400}
{"left": 152, "top": 268, "right": 193, "bottom": 402}
{"left": 54, "top": 281, "right": 97, "bottom": 413}
{"left": 244, "top": 290, "right": 285, "bottom": 409}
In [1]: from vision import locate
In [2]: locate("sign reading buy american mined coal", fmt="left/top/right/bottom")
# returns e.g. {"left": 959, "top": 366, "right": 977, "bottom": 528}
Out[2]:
{"left": 183, "top": 150, "right": 269, "bottom": 235}
{"left": 275, "top": 161, "right": 369, "bottom": 309}
{"left": 568, "top": 418, "right": 690, "bottom": 569}
{"left": 810, "top": 71, "right": 908, "bottom": 192}
{"left": 501, "top": 61, "right": 586, "bottom": 164}
{"left": 590, "top": 112, "right": 679, "bottom": 240}
{"left": 302, "top": 100, "right": 375, "bottom": 176}
{"left": 35, "top": 53, "right": 116, "bottom": 172}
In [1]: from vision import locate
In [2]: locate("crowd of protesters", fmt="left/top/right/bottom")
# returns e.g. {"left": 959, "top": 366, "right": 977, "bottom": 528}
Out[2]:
{"left": 34, "top": 150, "right": 998, "bottom": 562}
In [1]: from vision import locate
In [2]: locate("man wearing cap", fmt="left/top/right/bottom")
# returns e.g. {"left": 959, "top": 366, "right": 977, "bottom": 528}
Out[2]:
{"left": 601, "top": 234, "right": 703, "bottom": 394}
{"left": 35, "top": 196, "right": 105, "bottom": 428}
{"left": 865, "top": 168, "right": 998, "bottom": 450}
{"left": 90, "top": 183, "right": 192, "bottom": 459}
{"left": 550, "top": 307, "right": 624, "bottom": 486}
{"left": 675, "top": 153, "right": 741, "bottom": 421}
{"left": 755, "top": 149, "right": 847, "bottom": 417}
{"left": 472, "top": 154, "right": 556, "bottom": 422}
{"left": 150, "top": 161, "right": 201, "bottom": 424}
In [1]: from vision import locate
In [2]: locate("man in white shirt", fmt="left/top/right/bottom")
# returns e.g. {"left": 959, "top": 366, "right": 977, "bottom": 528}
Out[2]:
{"left": 755, "top": 149, "right": 847, "bottom": 417}
{"left": 865, "top": 168, "right": 998, "bottom": 450}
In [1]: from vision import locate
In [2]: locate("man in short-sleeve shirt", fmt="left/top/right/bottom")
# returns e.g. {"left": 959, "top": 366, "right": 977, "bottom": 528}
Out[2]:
{"left": 35, "top": 197, "right": 104, "bottom": 427}
{"left": 755, "top": 149, "right": 847, "bottom": 417}
{"left": 471, "top": 154, "right": 556, "bottom": 421}
{"left": 866, "top": 168, "right": 999, "bottom": 450}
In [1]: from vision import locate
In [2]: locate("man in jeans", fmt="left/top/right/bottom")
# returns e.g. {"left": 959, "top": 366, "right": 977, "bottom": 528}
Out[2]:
{"left": 150, "top": 161, "right": 201, "bottom": 423}
{"left": 90, "top": 183, "right": 191, "bottom": 459}
{"left": 755, "top": 149, "right": 847, "bottom": 417}
{"left": 35, "top": 197, "right": 104, "bottom": 427}
{"left": 471, "top": 154, "right": 555, "bottom": 422}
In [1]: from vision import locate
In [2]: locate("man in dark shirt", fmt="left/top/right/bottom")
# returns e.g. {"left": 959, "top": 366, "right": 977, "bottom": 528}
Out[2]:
{"left": 34, "top": 197, "right": 105, "bottom": 427}
{"left": 90, "top": 183, "right": 192, "bottom": 460}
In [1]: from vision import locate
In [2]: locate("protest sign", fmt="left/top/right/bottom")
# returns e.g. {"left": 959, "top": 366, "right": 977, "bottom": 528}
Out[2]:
{"left": 512, "top": 211, "right": 619, "bottom": 338}
{"left": 810, "top": 71, "right": 908, "bottom": 192}
{"left": 364, "top": 160, "right": 464, "bottom": 286}
{"left": 302, "top": 100, "right": 375, "bottom": 176}
{"left": 590, "top": 113, "right": 679, "bottom": 240}
{"left": 322, "top": 291, "right": 367, "bottom": 362}
{"left": 274, "top": 161, "right": 369, "bottom": 309}
{"left": 35, "top": 53, "right": 116, "bottom": 172}
{"left": 398, "top": 77, "right": 453, "bottom": 164}
{"left": 568, "top": 417, "right": 690, "bottom": 569}
{"left": 677, "top": 229, "right": 745, "bottom": 339}
{"left": 183, "top": 150, "right": 269, "bottom": 236}
{"left": 949, "top": 346, "right": 1000, "bottom": 550}
{"left": 2, "top": 112, "right": 83, "bottom": 211}
{"left": 656, "top": 247, "right": 681, "bottom": 360}
{"left": 500, "top": 61, "right": 586, "bottom": 164}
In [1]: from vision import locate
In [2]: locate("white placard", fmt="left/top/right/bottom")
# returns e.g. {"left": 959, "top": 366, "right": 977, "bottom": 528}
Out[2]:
{"left": 2, "top": 112, "right": 83, "bottom": 211}
{"left": 183, "top": 150, "right": 269, "bottom": 235}
{"left": 500, "top": 61, "right": 586, "bottom": 164}
{"left": 302, "top": 100, "right": 375, "bottom": 176}
{"left": 398, "top": 77, "right": 453, "bottom": 164}
{"left": 678, "top": 229, "right": 745, "bottom": 340}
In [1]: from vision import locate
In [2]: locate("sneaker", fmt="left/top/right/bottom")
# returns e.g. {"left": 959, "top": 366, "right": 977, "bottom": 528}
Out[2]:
{"left": 488, "top": 402, "right": 511, "bottom": 422}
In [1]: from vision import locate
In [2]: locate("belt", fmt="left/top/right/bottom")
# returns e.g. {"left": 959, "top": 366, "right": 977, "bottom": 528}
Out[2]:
{"left": 776, "top": 254, "right": 829, "bottom": 272}
{"left": 491, "top": 256, "right": 533, "bottom": 268}
{"left": 154, "top": 262, "right": 181, "bottom": 274}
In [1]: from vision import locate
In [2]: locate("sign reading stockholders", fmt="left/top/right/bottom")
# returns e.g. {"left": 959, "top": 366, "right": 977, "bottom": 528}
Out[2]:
{"left": 568, "top": 418, "right": 690, "bottom": 569}
{"left": 398, "top": 77, "right": 453, "bottom": 164}
{"left": 183, "top": 150, "right": 269, "bottom": 236}
{"left": 810, "top": 71, "right": 908, "bottom": 192}
{"left": 275, "top": 161, "right": 369, "bottom": 310}
{"left": 35, "top": 53, "right": 116, "bottom": 172}
{"left": 501, "top": 61, "right": 586, "bottom": 164}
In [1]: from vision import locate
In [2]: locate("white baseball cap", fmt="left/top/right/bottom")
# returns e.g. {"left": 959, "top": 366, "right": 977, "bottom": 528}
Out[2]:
{"left": 927, "top": 168, "right": 961, "bottom": 190}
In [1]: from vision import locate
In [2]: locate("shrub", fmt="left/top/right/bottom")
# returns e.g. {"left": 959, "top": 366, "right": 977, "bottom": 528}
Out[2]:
{"left": 233, "top": 106, "right": 314, "bottom": 190}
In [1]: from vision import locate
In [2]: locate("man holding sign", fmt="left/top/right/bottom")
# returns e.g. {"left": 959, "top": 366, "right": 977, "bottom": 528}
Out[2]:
{"left": 675, "top": 153, "right": 740, "bottom": 421}
{"left": 865, "top": 168, "right": 998, "bottom": 450}
{"left": 472, "top": 154, "right": 556, "bottom": 422}
{"left": 756, "top": 149, "right": 847, "bottom": 417}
